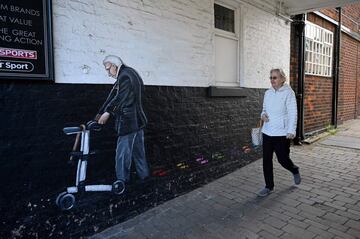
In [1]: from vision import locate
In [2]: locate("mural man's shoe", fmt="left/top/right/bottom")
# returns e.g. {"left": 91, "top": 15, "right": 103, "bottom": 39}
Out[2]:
{"left": 137, "top": 176, "right": 151, "bottom": 184}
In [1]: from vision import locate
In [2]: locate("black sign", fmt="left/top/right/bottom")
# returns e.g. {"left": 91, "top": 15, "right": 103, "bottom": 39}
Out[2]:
{"left": 0, "top": 0, "right": 53, "bottom": 81}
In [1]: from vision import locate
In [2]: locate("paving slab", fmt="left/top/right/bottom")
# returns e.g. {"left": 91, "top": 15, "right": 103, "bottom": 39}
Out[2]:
{"left": 320, "top": 135, "right": 360, "bottom": 150}
{"left": 320, "top": 119, "right": 360, "bottom": 150}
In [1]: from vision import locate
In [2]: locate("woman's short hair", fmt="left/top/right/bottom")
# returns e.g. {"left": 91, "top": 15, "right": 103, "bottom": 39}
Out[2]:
{"left": 270, "top": 68, "right": 287, "bottom": 82}
{"left": 103, "top": 55, "right": 123, "bottom": 67}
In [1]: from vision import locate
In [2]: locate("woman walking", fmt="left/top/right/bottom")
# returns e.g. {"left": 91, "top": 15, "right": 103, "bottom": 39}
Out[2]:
{"left": 257, "top": 68, "right": 301, "bottom": 197}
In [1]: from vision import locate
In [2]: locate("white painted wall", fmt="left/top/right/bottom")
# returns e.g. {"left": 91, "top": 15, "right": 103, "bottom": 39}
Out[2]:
{"left": 53, "top": 0, "right": 290, "bottom": 88}
{"left": 241, "top": 4, "right": 291, "bottom": 88}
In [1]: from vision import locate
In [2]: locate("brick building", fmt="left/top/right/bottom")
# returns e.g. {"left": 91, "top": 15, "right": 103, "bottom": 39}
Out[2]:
{"left": 0, "top": 0, "right": 358, "bottom": 238}
{"left": 290, "top": 3, "right": 360, "bottom": 136}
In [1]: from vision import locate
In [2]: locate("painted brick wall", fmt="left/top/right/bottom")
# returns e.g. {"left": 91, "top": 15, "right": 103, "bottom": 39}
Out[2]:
{"left": 241, "top": 4, "right": 290, "bottom": 88}
{"left": 0, "top": 82, "right": 264, "bottom": 238}
{"left": 53, "top": 0, "right": 214, "bottom": 86}
{"left": 52, "top": 0, "right": 290, "bottom": 88}
{"left": 0, "top": 0, "right": 294, "bottom": 237}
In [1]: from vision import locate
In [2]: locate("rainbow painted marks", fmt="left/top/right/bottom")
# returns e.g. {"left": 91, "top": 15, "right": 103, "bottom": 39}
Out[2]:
{"left": 176, "top": 155, "right": 210, "bottom": 171}
{"left": 212, "top": 152, "right": 225, "bottom": 161}
{"left": 176, "top": 162, "right": 190, "bottom": 169}
{"left": 151, "top": 145, "right": 259, "bottom": 178}
{"left": 152, "top": 169, "right": 168, "bottom": 177}
{"left": 195, "top": 156, "right": 209, "bottom": 165}
{"left": 229, "top": 147, "right": 241, "bottom": 160}
{"left": 242, "top": 145, "right": 252, "bottom": 154}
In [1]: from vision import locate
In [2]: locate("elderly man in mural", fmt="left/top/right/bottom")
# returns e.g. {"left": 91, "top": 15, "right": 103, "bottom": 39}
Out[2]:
{"left": 96, "top": 55, "right": 149, "bottom": 187}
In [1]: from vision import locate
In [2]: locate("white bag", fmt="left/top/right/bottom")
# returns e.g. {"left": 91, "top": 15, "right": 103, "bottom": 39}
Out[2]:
{"left": 251, "top": 120, "right": 263, "bottom": 146}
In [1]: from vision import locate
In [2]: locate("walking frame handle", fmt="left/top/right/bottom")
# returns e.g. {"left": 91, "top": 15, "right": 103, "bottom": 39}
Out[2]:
{"left": 70, "top": 124, "right": 85, "bottom": 161}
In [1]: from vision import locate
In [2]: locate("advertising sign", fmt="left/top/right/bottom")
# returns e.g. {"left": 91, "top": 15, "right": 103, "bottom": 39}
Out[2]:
{"left": 0, "top": 0, "right": 53, "bottom": 80}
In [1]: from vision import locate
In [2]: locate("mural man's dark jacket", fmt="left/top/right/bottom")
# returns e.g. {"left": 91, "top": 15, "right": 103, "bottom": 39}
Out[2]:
{"left": 98, "top": 65, "right": 148, "bottom": 136}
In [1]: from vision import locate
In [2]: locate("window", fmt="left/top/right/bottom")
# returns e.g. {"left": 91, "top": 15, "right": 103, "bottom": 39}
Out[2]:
{"left": 214, "top": 4, "right": 235, "bottom": 33}
{"left": 305, "top": 22, "right": 333, "bottom": 77}
{"left": 214, "top": 2, "right": 240, "bottom": 87}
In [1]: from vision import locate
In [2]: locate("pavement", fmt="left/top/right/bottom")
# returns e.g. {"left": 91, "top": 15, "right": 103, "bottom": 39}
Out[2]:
{"left": 320, "top": 120, "right": 360, "bottom": 150}
{"left": 92, "top": 119, "right": 360, "bottom": 239}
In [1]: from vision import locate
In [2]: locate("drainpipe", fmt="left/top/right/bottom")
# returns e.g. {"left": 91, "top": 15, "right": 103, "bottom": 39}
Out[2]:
{"left": 293, "top": 14, "right": 305, "bottom": 145}
{"left": 332, "top": 7, "right": 341, "bottom": 128}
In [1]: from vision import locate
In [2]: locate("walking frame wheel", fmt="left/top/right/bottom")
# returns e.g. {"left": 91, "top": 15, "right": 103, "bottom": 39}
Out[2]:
{"left": 56, "top": 192, "right": 76, "bottom": 210}
{"left": 112, "top": 180, "right": 125, "bottom": 195}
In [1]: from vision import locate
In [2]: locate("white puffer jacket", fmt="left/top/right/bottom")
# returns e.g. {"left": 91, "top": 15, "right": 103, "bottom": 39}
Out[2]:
{"left": 261, "top": 84, "right": 297, "bottom": 137}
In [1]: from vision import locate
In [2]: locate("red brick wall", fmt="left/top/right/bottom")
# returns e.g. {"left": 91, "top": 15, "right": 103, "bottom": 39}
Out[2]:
{"left": 303, "top": 76, "right": 333, "bottom": 132}
{"left": 291, "top": 9, "right": 360, "bottom": 134}
{"left": 319, "top": 9, "right": 338, "bottom": 22}
{"left": 358, "top": 43, "right": 360, "bottom": 117}
{"left": 342, "top": 4, "right": 360, "bottom": 34}
{"left": 303, "top": 13, "right": 336, "bottom": 133}
{"left": 338, "top": 34, "right": 359, "bottom": 123}
{"left": 319, "top": 4, "right": 360, "bottom": 122}
{"left": 320, "top": 4, "right": 360, "bottom": 33}
{"left": 289, "top": 23, "right": 298, "bottom": 93}
{"left": 342, "top": 3, "right": 360, "bottom": 23}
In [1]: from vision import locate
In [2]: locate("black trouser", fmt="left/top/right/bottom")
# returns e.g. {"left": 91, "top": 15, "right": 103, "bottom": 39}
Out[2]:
{"left": 262, "top": 133, "right": 299, "bottom": 190}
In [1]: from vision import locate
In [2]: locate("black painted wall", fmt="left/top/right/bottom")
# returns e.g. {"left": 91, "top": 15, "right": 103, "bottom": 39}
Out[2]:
{"left": 0, "top": 81, "right": 265, "bottom": 238}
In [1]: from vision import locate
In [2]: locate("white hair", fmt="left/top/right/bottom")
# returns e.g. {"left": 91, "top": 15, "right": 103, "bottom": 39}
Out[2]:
{"left": 270, "top": 68, "right": 287, "bottom": 82}
{"left": 103, "top": 55, "right": 123, "bottom": 67}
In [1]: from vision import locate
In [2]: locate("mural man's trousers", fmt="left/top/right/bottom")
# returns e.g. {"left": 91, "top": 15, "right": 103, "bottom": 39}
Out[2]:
{"left": 115, "top": 129, "right": 149, "bottom": 182}
{"left": 262, "top": 133, "right": 299, "bottom": 190}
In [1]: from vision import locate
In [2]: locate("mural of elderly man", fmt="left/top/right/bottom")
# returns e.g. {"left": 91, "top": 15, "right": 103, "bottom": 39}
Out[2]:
{"left": 96, "top": 55, "right": 149, "bottom": 185}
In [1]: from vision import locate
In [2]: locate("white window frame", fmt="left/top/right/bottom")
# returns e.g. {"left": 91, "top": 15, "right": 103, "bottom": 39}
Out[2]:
{"left": 304, "top": 21, "right": 333, "bottom": 77}
{"left": 213, "top": 0, "right": 242, "bottom": 87}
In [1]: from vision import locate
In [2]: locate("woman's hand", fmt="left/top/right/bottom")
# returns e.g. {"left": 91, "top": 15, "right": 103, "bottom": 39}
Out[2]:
{"left": 261, "top": 113, "right": 269, "bottom": 122}
{"left": 286, "top": 133, "right": 295, "bottom": 139}
{"left": 98, "top": 112, "right": 110, "bottom": 125}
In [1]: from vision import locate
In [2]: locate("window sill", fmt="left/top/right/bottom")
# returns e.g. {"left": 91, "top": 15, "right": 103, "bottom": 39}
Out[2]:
{"left": 305, "top": 73, "right": 333, "bottom": 78}
{"left": 208, "top": 86, "right": 247, "bottom": 97}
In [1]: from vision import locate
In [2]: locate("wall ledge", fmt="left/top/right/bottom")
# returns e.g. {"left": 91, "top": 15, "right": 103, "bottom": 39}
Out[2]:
{"left": 208, "top": 86, "right": 248, "bottom": 97}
